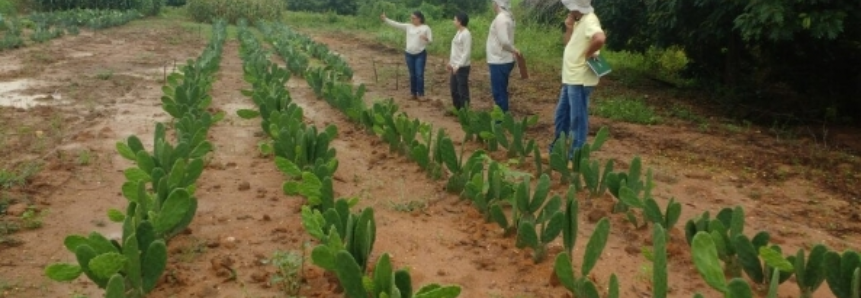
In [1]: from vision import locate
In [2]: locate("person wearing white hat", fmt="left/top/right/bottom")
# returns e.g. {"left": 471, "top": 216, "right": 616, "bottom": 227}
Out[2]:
{"left": 486, "top": 0, "right": 521, "bottom": 113}
{"left": 549, "top": 0, "right": 606, "bottom": 158}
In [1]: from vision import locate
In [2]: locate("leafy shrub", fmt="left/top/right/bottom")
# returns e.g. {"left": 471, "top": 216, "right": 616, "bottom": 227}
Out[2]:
{"left": 0, "top": 0, "right": 15, "bottom": 15}
{"left": 186, "top": 0, "right": 282, "bottom": 24}
{"left": 28, "top": 9, "right": 142, "bottom": 30}
{"left": 591, "top": 96, "right": 661, "bottom": 125}
{"left": 31, "top": 0, "right": 160, "bottom": 15}
{"left": 357, "top": 1, "right": 443, "bottom": 22}
{"left": 165, "top": 0, "right": 186, "bottom": 7}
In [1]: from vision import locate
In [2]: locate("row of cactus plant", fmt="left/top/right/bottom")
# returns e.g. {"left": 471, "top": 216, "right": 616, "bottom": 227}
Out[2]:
{"left": 256, "top": 24, "right": 625, "bottom": 286}
{"left": 256, "top": 18, "right": 861, "bottom": 298}
{"left": 258, "top": 26, "right": 631, "bottom": 298}
{"left": 454, "top": 105, "right": 538, "bottom": 164}
{"left": 235, "top": 21, "right": 461, "bottom": 297}
{"left": 28, "top": 8, "right": 143, "bottom": 29}
{"left": 258, "top": 21, "right": 463, "bottom": 185}
{"left": 685, "top": 205, "right": 861, "bottom": 298}
{"left": 235, "top": 20, "right": 341, "bottom": 212}
{"left": 1, "top": 9, "right": 140, "bottom": 51}
{"left": 43, "top": 19, "right": 228, "bottom": 297}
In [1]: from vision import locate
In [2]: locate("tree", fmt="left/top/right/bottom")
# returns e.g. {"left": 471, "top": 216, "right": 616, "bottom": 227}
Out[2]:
{"left": 592, "top": 0, "right": 861, "bottom": 122}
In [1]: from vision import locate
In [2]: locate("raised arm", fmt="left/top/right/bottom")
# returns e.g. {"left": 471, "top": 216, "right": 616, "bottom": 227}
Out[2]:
{"left": 381, "top": 13, "right": 409, "bottom": 31}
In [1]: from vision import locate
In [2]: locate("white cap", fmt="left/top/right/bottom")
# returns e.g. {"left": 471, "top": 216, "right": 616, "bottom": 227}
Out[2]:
{"left": 561, "top": 0, "right": 593, "bottom": 14}
{"left": 493, "top": 0, "right": 511, "bottom": 10}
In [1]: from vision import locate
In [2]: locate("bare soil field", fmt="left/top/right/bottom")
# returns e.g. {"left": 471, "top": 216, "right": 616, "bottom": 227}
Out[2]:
{"left": 0, "top": 16, "right": 859, "bottom": 298}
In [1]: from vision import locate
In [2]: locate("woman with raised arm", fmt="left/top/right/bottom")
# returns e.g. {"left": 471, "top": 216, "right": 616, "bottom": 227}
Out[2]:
{"left": 380, "top": 11, "right": 433, "bottom": 101}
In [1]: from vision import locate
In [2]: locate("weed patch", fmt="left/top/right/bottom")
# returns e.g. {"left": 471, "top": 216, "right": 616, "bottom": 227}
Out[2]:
{"left": 591, "top": 96, "right": 661, "bottom": 125}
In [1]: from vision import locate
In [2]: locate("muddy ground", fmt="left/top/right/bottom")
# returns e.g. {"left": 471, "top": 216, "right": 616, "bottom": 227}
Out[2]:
{"left": 0, "top": 16, "right": 859, "bottom": 298}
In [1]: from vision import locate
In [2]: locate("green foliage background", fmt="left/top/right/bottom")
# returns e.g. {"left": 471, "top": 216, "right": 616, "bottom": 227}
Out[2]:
{"left": 186, "top": 0, "right": 283, "bottom": 24}
{"left": 589, "top": 0, "right": 861, "bottom": 122}
{"left": 29, "top": 0, "right": 162, "bottom": 15}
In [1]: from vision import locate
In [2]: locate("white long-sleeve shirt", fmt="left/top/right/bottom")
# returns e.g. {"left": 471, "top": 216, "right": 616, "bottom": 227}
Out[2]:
{"left": 449, "top": 28, "right": 472, "bottom": 69}
{"left": 486, "top": 12, "right": 516, "bottom": 64}
{"left": 384, "top": 18, "right": 433, "bottom": 55}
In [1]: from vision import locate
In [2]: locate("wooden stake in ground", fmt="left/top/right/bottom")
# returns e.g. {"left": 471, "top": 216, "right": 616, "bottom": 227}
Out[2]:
{"left": 373, "top": 59, "right": 378, "bottom": 84}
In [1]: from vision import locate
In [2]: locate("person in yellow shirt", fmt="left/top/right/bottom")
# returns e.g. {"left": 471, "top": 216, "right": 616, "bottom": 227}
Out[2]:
{"left": 549, "top": 0, "right": 606, "bottom": 158}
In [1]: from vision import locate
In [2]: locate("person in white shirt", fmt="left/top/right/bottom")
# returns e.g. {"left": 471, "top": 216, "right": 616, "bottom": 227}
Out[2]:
{"left": 447, "top": 12, "right": 472, "bottom": 110}
{"left": 486, "top": 0, "right": 521, "bottom": 113}
{"left": 380, "top": 11, "right": 433, "bottom": 101}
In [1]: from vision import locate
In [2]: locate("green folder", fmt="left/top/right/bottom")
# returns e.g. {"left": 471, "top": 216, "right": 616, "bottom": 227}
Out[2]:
{"left": 587, "top": 55, "right": 612, "bottom": 77}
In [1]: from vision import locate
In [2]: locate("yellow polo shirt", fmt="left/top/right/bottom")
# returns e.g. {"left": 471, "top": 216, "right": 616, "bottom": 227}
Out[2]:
{"left": 562, "top": 13, "right": 603, "bottom": 86}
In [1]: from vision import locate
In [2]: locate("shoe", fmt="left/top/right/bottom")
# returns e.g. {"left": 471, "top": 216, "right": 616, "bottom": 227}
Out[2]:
{"left": 411, "top": 95, "right": 418, "bottom": 100}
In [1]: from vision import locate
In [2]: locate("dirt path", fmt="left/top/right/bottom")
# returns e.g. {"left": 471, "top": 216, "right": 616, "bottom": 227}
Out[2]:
{"left": 0, "top": 22, "right": 207, "bottom": 297}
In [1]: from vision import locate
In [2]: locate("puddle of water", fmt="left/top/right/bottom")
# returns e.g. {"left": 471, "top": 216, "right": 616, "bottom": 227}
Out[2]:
{"left": 0, "top": 79, "right": 68, "bottom": 109}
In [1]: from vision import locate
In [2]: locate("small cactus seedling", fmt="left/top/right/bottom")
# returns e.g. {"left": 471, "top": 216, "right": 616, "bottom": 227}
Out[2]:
{"left": 579, "top": 158, "right": 614, "bottom": 199}
{"left": 495, "top": 112, "right": 538, "bottom": 163}
{"left": 554, "top": 217, "right": 617, "bottom": 298}
{"left": 548, "top": 127, "right": 609, "bottom": 188}
{"left": 691, "top": 231, "right": 755, "bottom": 298}
{"left": 549, "top": 132, "right": 574, "bottom": 184}
{"left": 46, "top": 222, "right": 169, "bottom": 297}
{"left": 653, "top": 225, "right": 668, "bottom": 298}
{"left": 309, "top": 206, "right": 377, "bottom": 274}
{"left": 445, "top": 150, "right": 486, "bottom": 194}
{"left": 686, "top": 207, "right": 747, "bottom": 278}
{"left": 734, "top": 232, "right": 794, "bottom": 291}
{"left": 560, "top": 187, "right": 579, "bottom": 256}
{"left": 643, "top": 197, "right": 682, "bottom": 231}
{"left": 824, "top": 249, "right": 861, "bottom": 298}
{"left": 788, "top": 244, "right": 828, "bottom": 298}
{"left": 334, "top": 252, "right": 462, "bottom": 298}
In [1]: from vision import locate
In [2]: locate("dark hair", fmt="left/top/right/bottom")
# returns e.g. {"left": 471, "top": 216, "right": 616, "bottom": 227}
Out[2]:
{"left": 412, "top": 11, "right": 425, "bottom": 24}
{"left": 455, "top": 12, "right": 469, "bottom": 27}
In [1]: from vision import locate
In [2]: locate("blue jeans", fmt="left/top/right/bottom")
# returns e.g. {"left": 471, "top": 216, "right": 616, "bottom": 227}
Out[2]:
{"left": 405, "top": 50, "right": 427, "bottom": 96}
{"left": 489, "top": 62, "right": 515, "bottom": 112}
{"left": 549, "top": 85, "right": 593, "bottom": 158}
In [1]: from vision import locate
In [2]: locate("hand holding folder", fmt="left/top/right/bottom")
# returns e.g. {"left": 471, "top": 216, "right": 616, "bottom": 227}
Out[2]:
{"left": 587, "top": 55, "right": 612, "bottom": 77}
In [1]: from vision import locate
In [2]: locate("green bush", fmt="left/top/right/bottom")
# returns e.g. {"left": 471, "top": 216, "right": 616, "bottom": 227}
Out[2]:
{"left": 288, "top": 0, "right": 356, "bottom": 15}
{"left": 591, "top": 96, "right": 661, "bottom": 125}
{"left": 0, "top": 0, "right": 15, "bottom": 15}
{"left": 31, "top": 0, "right": 160, "bottom": 15}
{"left": 187, "top": 0, "right": 282, "bottom": 24}
{"left": 166, "top": 0, "right": 185, "bottom": 7}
